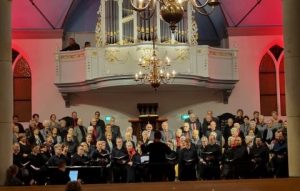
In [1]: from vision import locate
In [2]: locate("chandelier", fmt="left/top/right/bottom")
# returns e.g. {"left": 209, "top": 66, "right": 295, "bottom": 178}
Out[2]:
{"left": 131, "top": 0, "right": 220, "bottom": 32}
{"left": 134, "top": 29, "right": 176, "bottom": 89}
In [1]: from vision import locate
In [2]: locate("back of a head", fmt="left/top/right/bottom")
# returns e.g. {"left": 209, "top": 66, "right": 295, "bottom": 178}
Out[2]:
{"left": 6, "top": 165, "right": 18, "bottom": 178}
{"left": 65, "top": 181, "right": 82, "bottom": 191}
{"left": 154, "top": 130, "right": 162, "bottom": 140}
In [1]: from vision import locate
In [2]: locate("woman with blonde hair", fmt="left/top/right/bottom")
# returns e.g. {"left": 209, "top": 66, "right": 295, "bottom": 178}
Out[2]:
{"left": 123, "top": 131, "right": 136, "bottom": 148}
{"left": 125, "top": 127, "right": 137, "bottom": 145}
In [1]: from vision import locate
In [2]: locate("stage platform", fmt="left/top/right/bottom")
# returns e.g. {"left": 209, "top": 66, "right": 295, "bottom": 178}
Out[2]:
{"left": 0, "top": 178, "right": 299, "bottom": 191}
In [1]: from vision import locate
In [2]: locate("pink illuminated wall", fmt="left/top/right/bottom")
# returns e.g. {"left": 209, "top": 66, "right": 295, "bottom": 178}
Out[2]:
{"left": 221, "top": 0, "right": 282, "bottom": 26}
{"left": 12, "top": 0, "right": 72, "bottom": 29}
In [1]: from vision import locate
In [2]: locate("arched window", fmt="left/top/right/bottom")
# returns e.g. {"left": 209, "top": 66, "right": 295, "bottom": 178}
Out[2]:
{"left": 259, "top": 45, "right": 286, "bottom": 116}
{"left": 259, "top": 53, "right": 277, "bottom": 115}
{"left": 13, "top": 51, "right": 32, "bottom": 122}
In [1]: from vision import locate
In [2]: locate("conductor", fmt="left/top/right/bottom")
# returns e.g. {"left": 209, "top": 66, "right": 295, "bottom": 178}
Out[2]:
{"left": 141, "top": 131, "right": 171, "bottom": 181}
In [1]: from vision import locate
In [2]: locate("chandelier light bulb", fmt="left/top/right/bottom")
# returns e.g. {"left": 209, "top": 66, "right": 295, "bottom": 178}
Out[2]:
{"left": 172, "top": 70, "right": 176, "bottom": 76}
{"left": 166, "top": 72, "right": 170, "bottom": 79}
{"left": 177, "top": 0, "right": 183, "bottom": 4}
{"left": 166, "top": 57, "right": 171, "bottom": 65}
{"left": 138, "top": 0, "right": 143, "bottom": 9}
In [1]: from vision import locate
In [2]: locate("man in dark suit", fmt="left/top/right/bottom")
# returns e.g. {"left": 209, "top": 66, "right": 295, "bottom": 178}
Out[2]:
{"left": 13, "top": 115, "right": 25, "bottom": 133}
{"left": 61, "top": 38, "right": 80, "bottom": 51}
{"left": 32, "top": 113, "right": 44, "bottom": 130}
{"left": 109, "top": 116, "right": 121, "bottom": 142}
{"left": 94, "top": 111, "right": 105, "bottom": 134}
{"left": 185, "top": 112, "right": 202, "bottom": 138}
{"left": 90, "top": 118, "right": 103, "bottom": 143}
{"left": 202, "top": 111, "right": 219, "bottom": 134}
{"left": 71, "top": 111, "right": 78, "bottom": 128}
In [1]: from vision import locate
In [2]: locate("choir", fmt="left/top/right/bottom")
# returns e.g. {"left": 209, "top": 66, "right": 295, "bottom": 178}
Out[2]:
{"left": 11, "top": 109, "right": 288, "bottom": 185}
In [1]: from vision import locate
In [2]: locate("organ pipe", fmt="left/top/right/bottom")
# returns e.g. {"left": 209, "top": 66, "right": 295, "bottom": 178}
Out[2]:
{"left": 103, "top": 0, "right": 190, "bottom": 45}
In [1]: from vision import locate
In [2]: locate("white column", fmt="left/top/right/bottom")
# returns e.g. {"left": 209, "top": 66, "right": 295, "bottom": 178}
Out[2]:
{"left": 0, "top": 0, "right": 13, "bottom": 185}
{"left": 101, "top": 0, "right": 106, "bottom": 45}
{"left": 283, "top": 0, "right": 300, "bottom": 177}
{"left": 133, "top": 11, "right": 138, "bottom": 43}
{"left": 118, "top": 0, "right": 123, "bottom": 45}
{"left": 156, "top": 3, "right": 161, "bottom": 43}
{"left": 187, "top": 2, "right": 193, "bottom": 45}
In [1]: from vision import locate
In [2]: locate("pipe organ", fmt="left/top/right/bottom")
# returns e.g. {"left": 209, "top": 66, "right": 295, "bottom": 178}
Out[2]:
{"left": 97, "top": 0, "right": 194, "bottom": 46}
{"left": 57, "top": 1, "right": 237, "bottom": 106}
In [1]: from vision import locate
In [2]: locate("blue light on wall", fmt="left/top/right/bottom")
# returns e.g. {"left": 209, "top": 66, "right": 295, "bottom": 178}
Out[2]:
{"left": 105, "top": 116, "right": 111, "bottom": 123}
{"left": 181, "top": 114, "right": 189, "bottom": 121}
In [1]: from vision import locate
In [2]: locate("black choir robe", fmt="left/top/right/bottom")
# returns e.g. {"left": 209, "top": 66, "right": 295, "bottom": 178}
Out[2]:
{"left": 178, "top": 147, "right": 198, "bottom": 181}
{"left": 166, "top": 150, "right": 178, "bottom": 181}
{"left": 111, "top": 147, "right": 128, "bottom": 183}
{"left": 202, "top": 143, "right": 222, "bottom": 180}
{"left": 71, "top": 153, "right": 89, "bottom": 166}
{"left": 249, "top": 144, "right": 269, "bottom": 178}
{"left": 126, "top": 153, "right": 141, "bottom": 183}
{"left": 91, "top": 149, "right": 111, "bottom": 183}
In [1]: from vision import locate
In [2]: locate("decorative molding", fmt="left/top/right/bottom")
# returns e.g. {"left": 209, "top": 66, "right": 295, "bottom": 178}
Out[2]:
{"left": 137, "top": 47, "right": 153, "bottom": 60}
{"left": 55, "top": 74, "right": 238, "bottom": 92}
{"left": 95, "top": 3, "right": 104, "bottom": 47}
{"left": 105, "top": 49, "right": 120, "bottom": 63}
{"left": 227, "top": 26, "right": 283, "bottom": 36}
{"left": 59, "top": 51, "right": 85, "bottom": 60}
{"left": 55, "top": 74, "right": 238, "bottom": 106}
{"left": 190, "top": 14, "right": 199, "bottom": 46}
{"left": 12, "top": 29, "right": 63, "bottom": 39}
{"left": 175, "top": 48, "right": 190, "bottom": 61}
{"left": 209, "top": 50, "right": 234, "bottom": 57}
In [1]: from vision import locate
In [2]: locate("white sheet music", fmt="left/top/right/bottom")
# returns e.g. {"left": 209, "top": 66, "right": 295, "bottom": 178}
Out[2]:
{"left": 140, "top": 156, "right": 149, "bottom": 163}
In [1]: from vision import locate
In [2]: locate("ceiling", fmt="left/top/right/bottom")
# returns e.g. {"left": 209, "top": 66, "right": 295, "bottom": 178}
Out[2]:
{"left": 12, "top": 0, "right": 283, "bottom": 44}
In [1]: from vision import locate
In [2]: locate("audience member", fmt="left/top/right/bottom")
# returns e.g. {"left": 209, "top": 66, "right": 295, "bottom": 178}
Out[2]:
{"left": 61, "top": 38, "right": 80, "bottom": 51}
{"left": 4, "top": 165, "right": 23, "bottom": 186}
{"left": 65, "top": 181, "right": 82, "bottom": 191}
{"left": 84, "top": 41, "right": 91, "bottom": 48}
{"left": 13, "top": 115, "right": 25, "bottom": 133}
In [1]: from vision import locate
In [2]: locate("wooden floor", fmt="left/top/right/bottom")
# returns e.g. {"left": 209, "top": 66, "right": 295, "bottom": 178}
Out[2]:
{"left": 0, "top": 178, "right": 300, "bottom": 191}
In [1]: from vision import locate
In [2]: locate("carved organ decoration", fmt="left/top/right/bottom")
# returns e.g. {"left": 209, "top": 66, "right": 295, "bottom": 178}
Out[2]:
{"left": 95, "top": 0, "right": 196, "bottom": 46}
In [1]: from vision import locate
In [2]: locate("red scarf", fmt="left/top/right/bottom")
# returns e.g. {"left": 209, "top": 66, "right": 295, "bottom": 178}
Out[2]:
{"left": 128, "top": 148, "right": 136, "bottom": 161}
{"left": 92, "top": 126, "right": 98, "bottom": 142}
